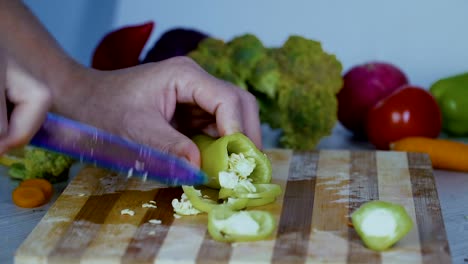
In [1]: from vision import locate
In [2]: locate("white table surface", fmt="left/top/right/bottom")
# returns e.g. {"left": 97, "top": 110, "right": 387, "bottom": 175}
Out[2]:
{"left": 1, "top": 124, "right": 467, "bottom": 264}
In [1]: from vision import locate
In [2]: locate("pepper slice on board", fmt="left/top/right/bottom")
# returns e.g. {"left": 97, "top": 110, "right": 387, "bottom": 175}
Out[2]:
{"left": 181, "top": 186, "right": 251, "bottom": 212}
{"left": 193, "top": 133, "right": 272, "bottom": 189}
{"left": 207, "top": 205, "right": 276, "bottom": 242}
{"left": 245, "top": 196, "right": 276, "bottom": 207}
{"left": 218, "top": 183, "right": 282, "bottom": 199}
{"left": 181, "top": 185, "right": 218, "bottom": 213}
{"left": 351, "top": 200, "right": 413, "bottom": 251}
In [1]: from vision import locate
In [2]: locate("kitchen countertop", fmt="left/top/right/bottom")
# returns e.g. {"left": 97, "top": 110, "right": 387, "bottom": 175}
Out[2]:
{"left": 1, "top": 124, "right": 467, "bottom": 264}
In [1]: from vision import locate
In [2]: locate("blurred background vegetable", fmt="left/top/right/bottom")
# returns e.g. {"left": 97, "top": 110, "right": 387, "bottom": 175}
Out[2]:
{"left": 0, "top": 147, "right": 74, "bottom": 183}
{"left": 91, "top": 21, "right": 154, "bottom": 70}
{"left": 366, "top": 86, "right": 442, "bottom": 150}
{"left": 430, "top": 72, "right": 468, "bottom": 136}
{"left": 12, "top": 186, "right": 47, "bottom": 208}
{"left": 188, "top": 34, "right": 343, "bottom": 150}
{"left": 391, "top": 137, "right": 468, "bottom": 172}
{"left": 19, "top": 178, "right": 54, "bottom": 201}
{"left": 12, "top": 178, "right": 54, "bottom": 208}
{"left": 337, "top": 62, "right": 408, "bottom": 137}
{"left": 143, "top": 28, "right": 209, "bottom": 63}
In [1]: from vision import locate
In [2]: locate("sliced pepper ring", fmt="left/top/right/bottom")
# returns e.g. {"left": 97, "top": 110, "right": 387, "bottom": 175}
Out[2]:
{"left": 218, "top": 183, "right": 282, "bottom": 199}
{"left": 245, "top": 196, "right": 276, "bottom": 207}
{"left": 181, "top": 185, "right": 218, "bottom": 213}
{"left": 207, "top": 205, "right": 276, "bottom": 242}
{"left": 182, "top": 186, "right": 249, "bottom": 212}
{"left": 351, "top": 200, "right": 413, "bottom": 251}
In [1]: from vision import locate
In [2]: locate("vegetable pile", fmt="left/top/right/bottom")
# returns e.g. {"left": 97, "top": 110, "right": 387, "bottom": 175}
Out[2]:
{"left": 337, "top": 61, "right": 443, "bottom": 150}
{"left": 337, "top": 62, "right": 408, "bottom": 137}
{"left": 171, "top": 133, "right": 281, "bottom": 242}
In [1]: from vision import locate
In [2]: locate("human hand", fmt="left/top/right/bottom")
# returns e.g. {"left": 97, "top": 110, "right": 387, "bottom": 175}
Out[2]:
{"left": 0, "top": 56, "right": 51, "bottom": 154}
{"left": 54, "top": 57, "right": 261, "bottom": 167}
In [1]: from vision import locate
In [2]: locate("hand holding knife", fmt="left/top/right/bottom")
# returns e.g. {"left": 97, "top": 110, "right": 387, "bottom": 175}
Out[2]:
{"left": 29, "top": 113, "right": 208, "bottom": 186}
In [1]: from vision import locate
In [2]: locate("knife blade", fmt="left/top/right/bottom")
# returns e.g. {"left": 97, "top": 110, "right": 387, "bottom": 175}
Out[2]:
{"left": 29, "top": 113, "right": 207, "bottom": 186}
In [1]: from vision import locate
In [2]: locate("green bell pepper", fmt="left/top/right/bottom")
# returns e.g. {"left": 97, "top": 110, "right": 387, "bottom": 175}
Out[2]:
{"left": 192, "top": 133, "right": 272, "bottom": 189}
{"left": 172, "top": 133, "right": 280, "bottom": 243}
{"left": 430, "top": 73, "right": 468, "bottom": 136}
{"left": 207, "top": 205, "right": 276, "bottom": 242}
{"left": 351, "top": 200, "right": 413, "bottom": 251}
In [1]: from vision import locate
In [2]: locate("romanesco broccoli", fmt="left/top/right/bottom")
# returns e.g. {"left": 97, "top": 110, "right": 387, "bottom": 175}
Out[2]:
{"left": 189, "top": 34, "right": 343, "bottom": 149}
{"left": 3, "top": 146, "right": 74, "bottom": 183}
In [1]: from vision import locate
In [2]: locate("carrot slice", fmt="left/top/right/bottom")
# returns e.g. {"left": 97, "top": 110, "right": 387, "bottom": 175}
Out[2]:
{"left": 20, "top": 178, "right": 53, "bottom": 200}
{"left": 12, "top": 186, "right": 47, "bottom": 208}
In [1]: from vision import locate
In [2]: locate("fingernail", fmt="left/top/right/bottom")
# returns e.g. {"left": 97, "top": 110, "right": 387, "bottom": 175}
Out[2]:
{"left": 203, "top": 125, "right": 219, "bottom": 138}
{"left": 225, "top": 122, "right": 242, "bottom": 135}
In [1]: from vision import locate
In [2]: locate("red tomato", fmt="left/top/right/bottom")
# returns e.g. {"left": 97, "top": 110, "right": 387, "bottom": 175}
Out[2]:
{"left": 366, "top": 85, "right": 442, "bottom": 150}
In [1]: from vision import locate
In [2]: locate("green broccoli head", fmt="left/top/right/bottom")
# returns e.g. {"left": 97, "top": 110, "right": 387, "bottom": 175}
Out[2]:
{"left": 257, "top": 97, "right": 281, "bottom": 129}
{"left": 8, "top": 147, "right": 74, "bottom": 183}
{"left": 273, "top": 35, "right": 343, "bottom": 94}
{"left": 189, "top": 33, "right": 343, "bottom": 150}
{"left": 277, "top": 79, "right": 338, "bottom": 149}
{"left": 247, "top": 55, "right": 280, "bottom": 100}
{"left": 270, "top": 35, "right": 343, "bottom": 149}
{"left": 189, "top": 38, "right": 230, "bottom": 76}
{"left": 193, "top": 37, "right": 226, "bottom": 57}
{"left": 189, "top": 37, "right": 247, "bottom": 89}
{"left": 228, "top": 34, "right": 267, "bottom": 80}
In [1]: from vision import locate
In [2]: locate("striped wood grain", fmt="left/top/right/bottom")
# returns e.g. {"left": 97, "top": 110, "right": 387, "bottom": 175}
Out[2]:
{"left": 15, "top": 150, "right": 450, "bottom": 264}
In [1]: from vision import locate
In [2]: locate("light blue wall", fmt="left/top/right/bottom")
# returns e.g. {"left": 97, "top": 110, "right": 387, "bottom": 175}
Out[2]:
{"left": 24, "top": 0, "right": 468, "bottom": 88}
{"left": 23, "top": 0, "right": 117, "bottom": 66}
{"left": 114, "top": 0, "right": 468, "bottom": 89}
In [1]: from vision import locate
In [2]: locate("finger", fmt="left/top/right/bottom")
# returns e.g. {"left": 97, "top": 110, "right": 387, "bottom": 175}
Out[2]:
{"left": 0, "top": 52, "right": 8, "bottom": 138}
{"left": 4, "top": 59, "right": 51, "bottom": 148}
{"left": 177, "top": 72, "right": 261, "bottom": 146}
{"left": 171, "top": 103, "right": 215, "bottom": 137}
{"left": 176, "top": 74, "right": 245, "bottom": 136}
{"left": 126, "top": 111, "right": 201, "bottom": 167}
{"left": 4, "top": 91, "right": 49, "bottom": 148}
{"left": 201, "top": 123, "right": 220, "bottom": 138}
{"left": 240, "top": 93, "right": 262, "bottom": 149}
{"left": 0, "top": 89, "right": 9, "bottom": 138}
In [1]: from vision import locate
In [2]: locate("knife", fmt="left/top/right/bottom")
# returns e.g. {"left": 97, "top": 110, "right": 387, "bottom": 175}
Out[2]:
{"left": 28, "top": 112, "right": 207, "bottom": 186}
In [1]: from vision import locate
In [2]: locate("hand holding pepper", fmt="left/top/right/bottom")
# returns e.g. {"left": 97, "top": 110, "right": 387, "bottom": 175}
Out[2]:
{"left": 55, "top": 58, "right": 262, "bottom": 167}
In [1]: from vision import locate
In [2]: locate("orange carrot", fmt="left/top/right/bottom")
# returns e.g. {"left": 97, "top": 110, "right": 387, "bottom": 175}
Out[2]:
{"left": 12, "top": 186, "right": 47, "bottom": 208}
{"left": 390, "top": 137, "right": 468, "bottom": 172}
{"left": 20, "top": 179, "right": 53, "bottom": 201}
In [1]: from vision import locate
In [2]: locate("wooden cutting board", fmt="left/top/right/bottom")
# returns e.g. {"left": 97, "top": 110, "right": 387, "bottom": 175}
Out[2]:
{"left": 15, "top": 150, "right": 451, "bottom": 264}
